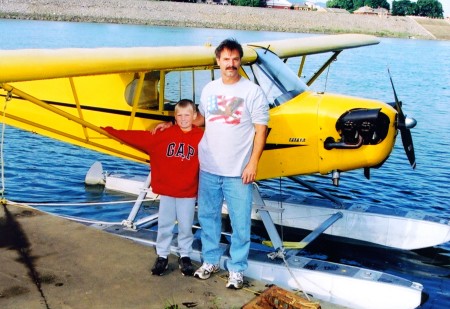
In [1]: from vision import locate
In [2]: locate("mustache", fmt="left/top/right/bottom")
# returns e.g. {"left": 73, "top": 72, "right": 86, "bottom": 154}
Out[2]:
{"left": 226, "top": 66, "right": 238, "bottom": 70}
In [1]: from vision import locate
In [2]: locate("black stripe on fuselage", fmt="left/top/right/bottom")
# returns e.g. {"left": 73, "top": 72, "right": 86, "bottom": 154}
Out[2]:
{"left": 264, "top": 144, "right": 306, "bottom": 150}
{"left": 2, "top": 95, "right": 173, "bottom": 122}
{"left": 50, "top": 101, "right": 173, "bottom": 121}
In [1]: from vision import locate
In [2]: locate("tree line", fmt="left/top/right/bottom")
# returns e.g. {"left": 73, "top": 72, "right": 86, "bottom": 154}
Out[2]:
{"left": 326, "top": 0, "right": 444, "bottom": 18}
{"left": 166, "top": 0, "right": 444, "bottom": 18}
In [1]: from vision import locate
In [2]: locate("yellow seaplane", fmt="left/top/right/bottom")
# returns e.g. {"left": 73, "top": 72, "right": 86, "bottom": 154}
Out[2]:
{"left": 1, "top": 34, "right": 448, "bottom": 309}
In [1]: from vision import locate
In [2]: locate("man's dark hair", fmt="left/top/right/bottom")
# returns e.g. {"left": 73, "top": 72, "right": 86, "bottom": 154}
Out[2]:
{"left": 215, "top": 38, "right": 243, "bottom": 59}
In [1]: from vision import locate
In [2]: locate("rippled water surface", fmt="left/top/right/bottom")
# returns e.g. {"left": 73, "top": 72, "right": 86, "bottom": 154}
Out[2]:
{"left": 1, "top": 19, "right": 449, "bottom": 308}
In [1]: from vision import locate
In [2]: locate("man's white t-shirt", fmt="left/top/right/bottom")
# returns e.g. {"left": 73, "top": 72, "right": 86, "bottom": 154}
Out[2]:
{"left": 199, "top": 77, "right": 269, "bottom": 177}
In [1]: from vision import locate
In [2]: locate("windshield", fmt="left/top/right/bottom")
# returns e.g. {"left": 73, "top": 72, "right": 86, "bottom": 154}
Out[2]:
{"left": 250, "top": 48, "right": 308, "bottom": 107}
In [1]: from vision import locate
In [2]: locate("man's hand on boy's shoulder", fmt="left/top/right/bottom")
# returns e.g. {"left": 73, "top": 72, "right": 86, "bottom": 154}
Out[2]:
{"left": 151, "top": 121, "right": 173, "bottom": 134}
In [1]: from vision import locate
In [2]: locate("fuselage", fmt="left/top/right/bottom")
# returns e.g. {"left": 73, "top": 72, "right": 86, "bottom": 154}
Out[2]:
{"left": 0, "top": 37, "right": 399, "bottom": 181}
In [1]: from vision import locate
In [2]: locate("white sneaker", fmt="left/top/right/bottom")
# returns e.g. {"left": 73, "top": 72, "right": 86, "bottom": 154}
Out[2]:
{"left": 194, "top": 263, "right": 220, "bottom": 280}
{"left": 226, "top": 271, "right": 244, "bottom": 289}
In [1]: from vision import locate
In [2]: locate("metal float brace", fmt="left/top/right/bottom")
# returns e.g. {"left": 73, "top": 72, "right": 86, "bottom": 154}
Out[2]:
{"left": 252, "top": 183, "right": 343, "bottom": 256}
{"left": 122, "top": 173, "right": 155, "bottom": 229}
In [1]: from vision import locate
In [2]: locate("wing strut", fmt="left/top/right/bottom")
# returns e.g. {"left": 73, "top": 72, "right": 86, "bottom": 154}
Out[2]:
{"left": 0, "top": 83, "right": 147, "bottom": 162}
{"left": 297, "top": 55, "right": 306, "bottom": 78}
{"left": 128, "top": 72, "right": 146, "bottom": 130}
{"left": 2, "top": 83, "right": 108, "bottom": 138}
{"left": 306, "top": 51, "right": 341, "bottom": 87}
{"left": 69, "top": 77, "right": 90, "bottom": 141}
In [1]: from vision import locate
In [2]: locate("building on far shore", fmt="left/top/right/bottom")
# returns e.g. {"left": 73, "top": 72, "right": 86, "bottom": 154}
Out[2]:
{"left": 316, "top": 7, "right": 350, "bottom": 13}
{"left": 202, "top": 0, "right": 229, "bottom": 4}
{"left": 353, "top": 6, "right": 390, "bottom": 16}
{"left": 266, "top": 0, "right": 293, "bottom": 9}
{"left": 291, "top": 0, "right": 326, "bottom": 11}
{"left": 292, "top": 3, "right": 312, "bottom": 10}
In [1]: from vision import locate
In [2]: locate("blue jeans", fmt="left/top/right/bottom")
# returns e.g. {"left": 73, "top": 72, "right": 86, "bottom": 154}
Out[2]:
{"left": 156, "top": 195, "right": 196, "bottom": 258}
{"left": 198, "top": 170, "right": 253, "bottom": 272}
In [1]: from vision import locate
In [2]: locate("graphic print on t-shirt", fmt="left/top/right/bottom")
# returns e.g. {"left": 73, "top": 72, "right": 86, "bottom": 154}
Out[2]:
{"left": 206, "top": 95, "right": 244, "bottom": 124}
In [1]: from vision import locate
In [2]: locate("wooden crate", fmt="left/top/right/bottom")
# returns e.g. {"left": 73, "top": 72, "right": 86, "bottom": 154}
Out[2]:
{"left": 242, "top": 285, "right": 321, "bottom": 309}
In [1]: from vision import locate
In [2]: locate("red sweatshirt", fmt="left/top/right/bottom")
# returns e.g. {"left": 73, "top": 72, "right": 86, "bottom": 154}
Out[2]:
{"left": 103, "top": 125, "right": 203, "bottom": 198}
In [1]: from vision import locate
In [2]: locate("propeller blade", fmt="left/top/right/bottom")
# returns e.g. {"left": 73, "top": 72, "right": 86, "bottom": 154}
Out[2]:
{"left": 388, "top": 69, "right": 416, "bottom": 169}
{"left": 400, "top": 126, "right": 416, "bottom": 169}
{"left": 364, "top": 167, "right": 370, "bottom": 180}
{"left": 388, "top": 68, "right": 400, "bottom": 107}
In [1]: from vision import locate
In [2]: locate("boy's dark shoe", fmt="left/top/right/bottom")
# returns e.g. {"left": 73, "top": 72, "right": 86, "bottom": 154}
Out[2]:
{"left": 151, "top": 256, "right": 168, "bottom": 276}
{"left": 178, "top": 256, "right": 194, "bottom": 276}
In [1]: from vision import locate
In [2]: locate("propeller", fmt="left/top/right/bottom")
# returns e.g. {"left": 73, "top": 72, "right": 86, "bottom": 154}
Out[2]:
{"left": 388, "top": 69, "right": 416, "bottom": 169}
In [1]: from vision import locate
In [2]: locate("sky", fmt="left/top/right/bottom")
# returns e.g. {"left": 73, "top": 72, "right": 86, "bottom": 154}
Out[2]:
{"left": 436, "top": 0, "right": 449, "bottom": 17}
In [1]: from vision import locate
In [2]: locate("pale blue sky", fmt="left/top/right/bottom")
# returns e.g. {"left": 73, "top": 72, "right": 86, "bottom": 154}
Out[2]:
{"left": 436, "top": 0, "right": 449, "bottom": 16}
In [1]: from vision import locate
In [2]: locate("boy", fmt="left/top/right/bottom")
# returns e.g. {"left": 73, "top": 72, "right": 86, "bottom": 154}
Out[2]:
{"left": 102, "top": 99, "right": 203, "bottom": 276}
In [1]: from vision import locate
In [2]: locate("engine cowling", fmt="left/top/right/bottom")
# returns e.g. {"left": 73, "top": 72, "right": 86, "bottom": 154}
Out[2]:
{"left": 324, "top": 108, "right": 390, "bottom": 150}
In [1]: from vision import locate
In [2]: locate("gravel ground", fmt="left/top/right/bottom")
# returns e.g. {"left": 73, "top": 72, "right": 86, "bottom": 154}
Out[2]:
{"left": 0, "top": 0, "right": 436, "bottom": 39}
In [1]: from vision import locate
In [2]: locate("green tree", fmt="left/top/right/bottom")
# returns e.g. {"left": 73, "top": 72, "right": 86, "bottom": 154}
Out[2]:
{"left": 326, "top": 0, "right": 353, "bottom": 10}
{"left": 327, "top": 0, "right": 390, "bottom": 11}
{"left": 353, "top": 0, "right": 364, "bottom": 8}
{"left": 416, "top": 0, "right": 443, "bottom": 17}
{"left": 342, "top": 0, "right": 355, "bottom": 10}
{"left": 392, "top": 0, "right": 414, "bottom": 15}
{"left": 326, "top": 0, "right": 339, "bottom": 8}
{"left": 230, "top": 0, "right": 265, "bottom": 6}
{"left": 363, "top": 0, "right": 390, "bottom": 10}
{"left": 391, "top": 0, "right": 443, "bottom": 17}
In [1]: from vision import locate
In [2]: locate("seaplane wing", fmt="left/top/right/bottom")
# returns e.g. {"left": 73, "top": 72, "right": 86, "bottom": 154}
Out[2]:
{"left": 0, "top": 46, "right": 220, "bottom": 83}
{"left": 0, "top": 34, "right": 415, "bottom": 181}
{"left": 249, "top": 33, "right": 380, "bottom": 58}
{"left": 0, "top": 34, "right": 376, "bottom": 82}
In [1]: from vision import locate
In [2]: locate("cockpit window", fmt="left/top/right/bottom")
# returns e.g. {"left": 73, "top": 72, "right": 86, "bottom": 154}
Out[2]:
{"left": 124, "top": 69, "right": 211, "bottom": 112}
{"left": 250, "top": 48, "right": 308, "bottom": 107}
{"left": 124, "top": 71, "right": 160, "bottom": 109}
{"left": 124, "top": 49, "right": 308, "bottom": 114}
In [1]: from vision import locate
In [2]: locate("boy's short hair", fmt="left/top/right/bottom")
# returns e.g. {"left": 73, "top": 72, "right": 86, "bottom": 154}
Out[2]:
{"left": 215, "top": 38, "right": 243, "bottom": 59}
{"left": 175, "top": 99, "right": 197, "bottom": 113}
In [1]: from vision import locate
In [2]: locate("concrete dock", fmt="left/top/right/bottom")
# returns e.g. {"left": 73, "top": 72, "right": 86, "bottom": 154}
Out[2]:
{"left": 1, "top": 202, "right": 339, "bottom": 309}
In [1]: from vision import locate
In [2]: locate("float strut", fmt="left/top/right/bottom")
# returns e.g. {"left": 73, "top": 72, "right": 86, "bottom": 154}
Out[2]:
{"left": 122, "top": 173, "right": 152, "bottom": 229}
{"left": 297, "top": 211, "right": 343, "bottom": 249}
{"left": 289, "top": 176, "right": 343, "bottom": 207}
{"left": 252, "top": 184, "right": 284, "bottom": 254}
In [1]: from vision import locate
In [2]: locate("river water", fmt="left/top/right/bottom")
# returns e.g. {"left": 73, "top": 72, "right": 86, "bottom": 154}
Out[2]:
{"left": 1, "top": 19, "right": 449, "bottom": 308}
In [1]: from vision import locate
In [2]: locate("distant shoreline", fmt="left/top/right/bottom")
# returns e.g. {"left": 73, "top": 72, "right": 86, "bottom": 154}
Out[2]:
{"left": 0, "top": 0, "right": 441, "bottom": 40}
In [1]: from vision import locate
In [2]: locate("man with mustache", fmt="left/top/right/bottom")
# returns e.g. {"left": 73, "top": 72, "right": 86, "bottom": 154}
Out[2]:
{"left": 192, "top": 38, "right": 269, "bottom": 289}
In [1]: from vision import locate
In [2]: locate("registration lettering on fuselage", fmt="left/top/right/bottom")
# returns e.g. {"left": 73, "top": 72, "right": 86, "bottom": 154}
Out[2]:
{"left": 289, "top": 137, "right": 306, "bottom": 143}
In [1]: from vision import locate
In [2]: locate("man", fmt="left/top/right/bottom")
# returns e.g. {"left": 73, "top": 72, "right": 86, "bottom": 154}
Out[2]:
{"left": 193, "top": 38, "right": 269, "bottom": 289}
